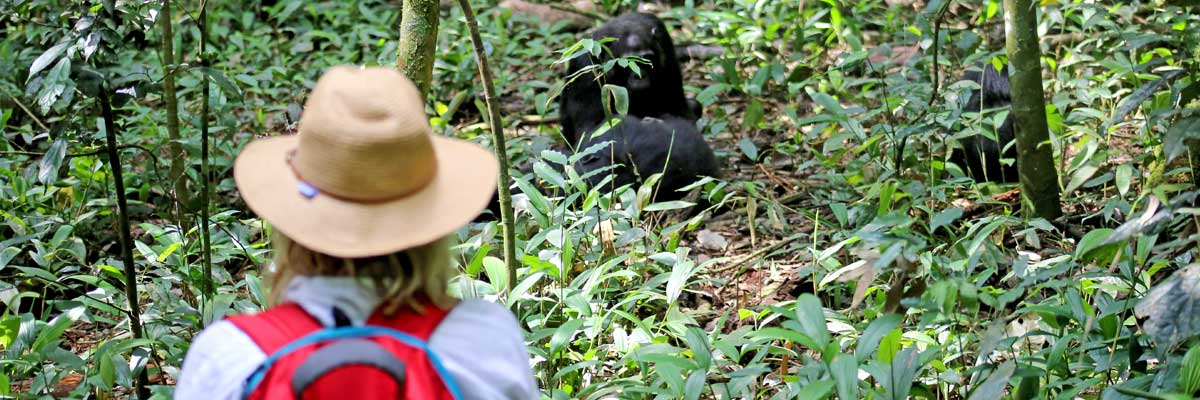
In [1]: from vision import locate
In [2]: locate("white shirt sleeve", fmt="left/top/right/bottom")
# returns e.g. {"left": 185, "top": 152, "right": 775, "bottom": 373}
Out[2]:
{"left": 174, "top": 320, "right": 265, "bottom": 400}
{"left": 431, "top": 299, "right": 539, "bottom": 400}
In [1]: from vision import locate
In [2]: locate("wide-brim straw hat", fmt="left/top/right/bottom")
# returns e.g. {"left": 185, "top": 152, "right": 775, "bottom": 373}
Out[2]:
{"left": 234, "top": 66, "right": 498, "bottom": 258}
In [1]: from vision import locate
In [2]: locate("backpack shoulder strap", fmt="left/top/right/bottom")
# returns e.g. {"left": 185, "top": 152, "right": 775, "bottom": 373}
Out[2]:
{"left": 227, "top": 303, "right": 322, "bottom": 354}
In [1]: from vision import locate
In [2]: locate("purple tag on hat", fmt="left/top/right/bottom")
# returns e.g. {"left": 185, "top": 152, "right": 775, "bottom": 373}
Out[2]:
{"left": 297, "top": 181, "right": 318, "bottom": 199}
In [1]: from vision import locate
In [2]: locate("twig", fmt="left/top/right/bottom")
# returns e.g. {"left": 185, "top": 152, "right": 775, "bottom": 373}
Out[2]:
{"left": 458, "top": 0, "right": 519, "bottom": 292}
{"left": 924, "top": 3, "right": 949, "bottom": 111}
{"left": 1, "top": 144, "right": 146, "bottom": 159}
{"left": 10, "top": 97, "right": 49, "bottom": 131}
{"left": 707, "top": 233, "right": 806, "bottom": 276}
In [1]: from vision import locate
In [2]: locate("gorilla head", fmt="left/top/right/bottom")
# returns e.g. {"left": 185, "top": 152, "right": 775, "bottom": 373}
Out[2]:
{"left": 560, "top": 13, "right": 692, "bottom": 146}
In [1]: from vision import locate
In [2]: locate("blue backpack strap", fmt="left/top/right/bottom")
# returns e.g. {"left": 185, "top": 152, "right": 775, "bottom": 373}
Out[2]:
{"left": 241, "top": 326, "right": 464, "bottom": 400}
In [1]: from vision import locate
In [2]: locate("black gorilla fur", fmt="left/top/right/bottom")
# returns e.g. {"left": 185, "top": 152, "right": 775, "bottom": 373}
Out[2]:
{"left": 951, "top": 64, "right": 1019, "bottom": 183}
{"left": 559, "top": 13, "right": 695, "bottom": 146}
{"left": 576, "top": 115, "right": 719, "bottom": 202}
{"left": 474, "top": 116, "right": 718, "bottom": 221}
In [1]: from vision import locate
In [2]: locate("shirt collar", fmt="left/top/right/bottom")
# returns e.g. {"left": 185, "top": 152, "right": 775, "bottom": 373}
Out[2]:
{"left": 282, "top": 275, "right": 383, "bottom": 327}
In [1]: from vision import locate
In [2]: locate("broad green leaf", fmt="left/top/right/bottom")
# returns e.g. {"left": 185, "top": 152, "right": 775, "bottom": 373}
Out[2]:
{"left": 245, "top": 273, "right": 266, "bottom": 308}
{"left": 1181, "top": 344, "right": 1200, "bottom": 394}
{"left": 930, "top": 207, "right": 963, "bottom": 233}
{"left": 482, "top": 256, "right": 508, "bottom": 293}
{"left": 0, "top": 316, "right": 19, "bottom": 348}
{"left": 794, "top": 380, "right": 834, "bottom": 400}
{"left": 856, "top": 314, "right": 903, "bottom": 360}
{"left": 1064, "top": 164, "right": 1099, "bottom": 195}
{"left": 644, "top": 200, "right": 695, "bottom": 212}
{"left": 1115, "top": 164, "right": 1132, "bottom": 196}
{"left": 874, "top": 347, "right": 920, "bottom": 400}
{"left": 737, "top": 137, "right": 759, "bottom": 162}
{"left": 157, "top": 242, "right": 181, "bottom": 262}
{"left": 135, "top": 240, "right": 159, "bottom": 264}
{"left": 809, "top": 92, "right": 844, "bottom": 116}
{"left": 0, "top": 247, "right": 21, "bottom": 271}
{"left": 550, "top": 318, "right": 584, "bottom": 353}
{"left": 967, "top": 361, "right": 1015, "bottom": 400}
{"left": 36, "top": 57, "right": 71, "bottom": 114}
{"left": 1076, "top": 228, "right": 1120, "bottom": 264}
{"left": 465, "top": 244, "right": 491, "bottom": 277}
{"left": 32, "top": 306, "right": 85, "bottom": 352}
{"left": 1164, "top": 116, "right": 1200, "bottom": 161}
{"left": 696, "top": 84, "right": 728, "bottom": 106}
{"left": 683, "top": 369, "right": 706, "bottom": 400}
{"left": 684, "top": 326, "right": 711, "bottom": 370}
{"left": 99, "top": 352, "right": 116, "bottom": 388}
{"left": 666, "top": 259, "right": 696, "bottom": 304}
{"left": 541, "top": 149, "right": 569, "bottom": 166}
{"left": 831, "top": 355, "right": 859, "bottom": 400}
{"left": 753, "top": 327, "right": 820, "bottom": 350}
{"left": 795, "top": 294, "right": 831, "bottom": 349}
{"left": 38, "top": 138, "right": 68, "bottom": 184}
{"left": 601, "top": 84, "right": 629, "bottom": 116}
{"left": 196, "top": 66, "right": 244, "bottom": 99}
{"left": 273, "top": 0, "right": 305, "bottom": 22}
{"left": 29, "top": 42, "right": 70, "bottom": 77}
{"left": 743, "top": 99, "right": 764, "bottom": 129}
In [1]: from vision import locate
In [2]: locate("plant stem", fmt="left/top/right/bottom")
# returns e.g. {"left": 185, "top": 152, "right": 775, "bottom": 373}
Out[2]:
{"left": 457, "top": 0, "right": 518, "bottom": 292}
{"left": 198, "top": 0, "right": 214, "bottom": 303}
{"left": 160, "top": 0, "right": 191, "bottom": 227}
{"left": 99, "top": 88, "right": 149, "bottom": 400}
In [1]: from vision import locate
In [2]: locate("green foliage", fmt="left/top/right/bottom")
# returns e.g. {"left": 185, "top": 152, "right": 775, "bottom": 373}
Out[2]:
{"left": 2, "top": 0, "right": 1200, "bottom": 398}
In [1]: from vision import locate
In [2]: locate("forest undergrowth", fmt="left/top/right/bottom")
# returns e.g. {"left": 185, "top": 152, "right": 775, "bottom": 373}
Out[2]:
{"left": 2, "top": 0, "right": 1200, "bottom": 399}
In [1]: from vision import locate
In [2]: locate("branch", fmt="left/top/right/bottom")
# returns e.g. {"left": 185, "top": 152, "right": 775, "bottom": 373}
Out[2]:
{"left": 458, "top": 0, "right": 520, "bottom": 292}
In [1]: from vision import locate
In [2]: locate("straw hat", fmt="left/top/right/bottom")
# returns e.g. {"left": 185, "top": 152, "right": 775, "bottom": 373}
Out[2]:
{"left": 234, "top": 66, "right": 498, "bottom": 258}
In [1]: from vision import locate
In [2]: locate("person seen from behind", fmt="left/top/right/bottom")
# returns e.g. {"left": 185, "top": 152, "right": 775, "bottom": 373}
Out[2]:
{"left": 174, "top": 66, "right": 537, "bottom": 399}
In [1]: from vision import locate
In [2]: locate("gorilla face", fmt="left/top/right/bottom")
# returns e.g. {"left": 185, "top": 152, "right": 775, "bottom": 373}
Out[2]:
{"left": 595, "top": 14, "right": 675, "bottom": 94}
{"left": 560, "top": 13, "right": 692, "bottom": 145}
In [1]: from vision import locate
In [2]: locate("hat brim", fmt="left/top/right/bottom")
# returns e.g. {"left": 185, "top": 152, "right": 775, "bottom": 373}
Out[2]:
{"left": 234, "top": 135, "right": 499, "bottom": 258}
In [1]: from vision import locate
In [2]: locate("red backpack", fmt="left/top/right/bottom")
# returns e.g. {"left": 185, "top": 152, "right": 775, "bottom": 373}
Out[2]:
{"left": 227, "top": 302, "right": 462, "bottom": 400}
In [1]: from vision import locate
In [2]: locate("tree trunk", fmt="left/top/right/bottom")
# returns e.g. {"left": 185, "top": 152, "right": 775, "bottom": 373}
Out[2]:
{"left": 396, "top": 0, "right": 441, "bottom": 98}
{"left": 1003, "top": 0, "right": 1062, "bottom": 220}
{"left": 160, "top": 0, "right": 190, "bottom": 221}
{"left": 457, "top": 0, "right": 519, "bottom": 292}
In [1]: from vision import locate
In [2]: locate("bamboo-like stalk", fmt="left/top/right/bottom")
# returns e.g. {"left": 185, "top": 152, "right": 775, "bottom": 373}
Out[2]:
{"left": 457, "top": 0, "right": 518, "bottom": 292}
{"left": 198, "top": 1, "right": 214, "bottom": 301}
{"left": 160, "top": 0, "right": 190, "bottom": 224}
{"left": 1003, "top": 0, "right": 1062, "bottom": 219}
{"left": 99, "top": 88, "right": 149, "bottom": 400}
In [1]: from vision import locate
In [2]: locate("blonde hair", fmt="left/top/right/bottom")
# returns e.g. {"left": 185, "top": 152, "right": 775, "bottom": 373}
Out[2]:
{"left": 268, "top": 233, "right": 457, "bottom": 315}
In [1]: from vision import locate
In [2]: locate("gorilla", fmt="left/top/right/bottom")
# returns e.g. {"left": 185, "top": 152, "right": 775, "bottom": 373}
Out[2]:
{"left": 951, "top": 64, "right": 1019, "bottom": 183}
{"left": 575, "top": 115, "right": 718, "bottom": 202}
{"left": 559, "top": 13, "right": 698, "bottom": 146}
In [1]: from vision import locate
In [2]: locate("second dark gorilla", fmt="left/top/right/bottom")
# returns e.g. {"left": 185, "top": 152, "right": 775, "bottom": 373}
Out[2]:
{"left": 576, "top": 116, "right": 719, "bottom": 202}
{"left": 559, "top": 13, "right": 697, "bottom": 146}
{"left": 951, "top": 64, "right": 1019, "bottom": 183}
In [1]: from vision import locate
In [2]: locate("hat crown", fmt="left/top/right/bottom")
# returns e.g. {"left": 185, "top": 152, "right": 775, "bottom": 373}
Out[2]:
{"left": 294, "top": 66, "right": 436, "bottom": 201}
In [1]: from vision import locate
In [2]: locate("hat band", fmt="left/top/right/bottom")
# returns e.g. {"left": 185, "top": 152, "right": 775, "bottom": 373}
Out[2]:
{"left": 285, "top": 149, "right": 414, "bottom": 205}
